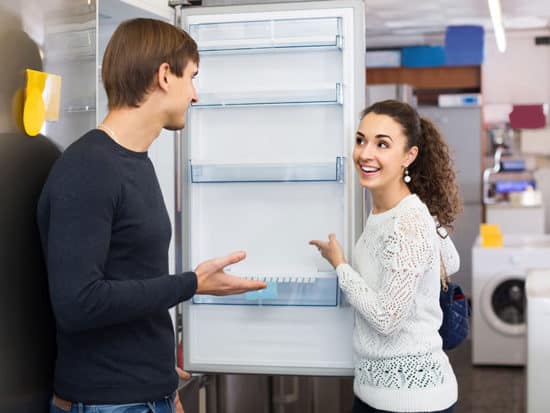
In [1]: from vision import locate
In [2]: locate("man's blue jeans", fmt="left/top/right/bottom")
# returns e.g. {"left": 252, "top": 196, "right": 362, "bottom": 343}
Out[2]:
{"left": 50, "top": 395, "right": 175, "bottom": 413}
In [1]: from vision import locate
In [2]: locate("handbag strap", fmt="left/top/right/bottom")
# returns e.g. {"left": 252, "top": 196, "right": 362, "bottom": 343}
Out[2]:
{"left": 440, "top": 253, "right": 450, "bottom": 292}
{"left": 436, "top": 223, "right": 451, "bottom": 292}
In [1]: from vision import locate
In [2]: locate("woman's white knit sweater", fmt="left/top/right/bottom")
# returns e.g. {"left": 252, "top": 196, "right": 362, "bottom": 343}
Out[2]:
{"left": 336, "top": 194, "right": 459, "bottom": 412}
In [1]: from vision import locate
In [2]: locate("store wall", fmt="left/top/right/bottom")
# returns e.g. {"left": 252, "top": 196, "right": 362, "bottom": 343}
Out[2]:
{"left": 483, "top": 29, "right": 550, "bottom": 107}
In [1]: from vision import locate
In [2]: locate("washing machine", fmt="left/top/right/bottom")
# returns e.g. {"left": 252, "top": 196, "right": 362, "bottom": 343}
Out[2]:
{"left": 472, "top": 234, "right": 550, "bottom": 366}
{"left": 526, "top": 269, "right": 550, "bottom": 413}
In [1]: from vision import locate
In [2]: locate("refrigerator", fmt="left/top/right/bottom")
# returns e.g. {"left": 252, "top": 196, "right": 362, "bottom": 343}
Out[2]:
{"left": 0, "top": 0, "right": 97, "bottom": 412}
{"left": 175, "top": 0, "right": 366, "bottom": 379}
{"left": 417, "top": 106, "right": 482, "bottom": 297}
{"left": 159, "top": 2, "right": 365, "bottom": 412}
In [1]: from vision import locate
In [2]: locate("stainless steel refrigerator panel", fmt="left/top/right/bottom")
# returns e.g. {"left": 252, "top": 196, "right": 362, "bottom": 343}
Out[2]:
{"left": 366, "top": 84, "right": 414, "bottom": 106}
{"left": 418, "top": 106, "right": 483, "bottom": 297}
{"left": 208, "top": 374, "right": 354, "bottom": 413}
{"left": 418, "top": 106, "right": 482, "bottom": 204}
{"left": 448, "top": 203, "right": 482, "bottom": 295}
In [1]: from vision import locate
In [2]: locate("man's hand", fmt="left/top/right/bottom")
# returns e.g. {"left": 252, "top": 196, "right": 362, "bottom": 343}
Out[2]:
{"left": 174, "top": 368, "right": 190, "bottom": 413}
{"left": 194, "top": 251, "right": 266, "bottom": 295}
{"left": 174, "top": 391, "right": 184, "bottom": 413}
{"left": 176, "top": 367, "right": 191, "bottom": 381}
{"left": 309, "top": 233, "right": 346, "bottom": 269}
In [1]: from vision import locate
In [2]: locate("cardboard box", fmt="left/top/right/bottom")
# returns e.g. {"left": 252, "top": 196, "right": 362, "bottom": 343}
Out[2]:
{"left": 520, "top": 128, "right": 550, "bottom": 155}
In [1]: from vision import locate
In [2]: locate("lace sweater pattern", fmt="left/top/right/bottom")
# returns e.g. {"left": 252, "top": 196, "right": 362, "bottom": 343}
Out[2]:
{"left": 336, "top": 194, "right": 459, "bottom": 412}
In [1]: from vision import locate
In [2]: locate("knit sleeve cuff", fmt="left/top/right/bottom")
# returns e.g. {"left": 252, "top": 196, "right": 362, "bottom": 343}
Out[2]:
{"left": 178, "top": 271, "right": 198, "bottom": 302}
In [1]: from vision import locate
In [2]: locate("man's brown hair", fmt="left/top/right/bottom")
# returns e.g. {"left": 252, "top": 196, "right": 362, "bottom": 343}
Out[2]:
{"left": 102, "top": 18, "right": 199, "bottom": 109}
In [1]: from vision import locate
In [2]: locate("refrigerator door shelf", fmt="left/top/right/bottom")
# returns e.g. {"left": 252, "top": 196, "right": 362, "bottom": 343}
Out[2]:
{"left": 63, "top": 104, "right": 96, "bottom": 113}
{"left": 192, "top": 83, "right": 343, "bottom": 108}
{"left": 190, "top": 17, "right": 342, "bottom": 52}
{"left": 190, "top": 157, "right": 345, "bottom": 183}
{"left": 192, "top": 271, "right": 338, "bottom": 306}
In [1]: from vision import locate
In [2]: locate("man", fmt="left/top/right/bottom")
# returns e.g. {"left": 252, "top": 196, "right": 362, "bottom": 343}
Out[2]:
{"left": 37, "top": 18, "right": 265, "bottom": 413}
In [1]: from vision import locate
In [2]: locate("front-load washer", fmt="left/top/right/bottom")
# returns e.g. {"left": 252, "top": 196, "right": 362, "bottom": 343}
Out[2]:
{"left": 472, "top": 234, "right": 550, "bottom": 365}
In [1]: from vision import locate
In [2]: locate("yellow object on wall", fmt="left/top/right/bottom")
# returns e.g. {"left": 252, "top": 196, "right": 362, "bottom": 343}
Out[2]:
{"left": 17, "top": 69, "right": 62, "bottom": 137}
{"left": 23, "top": 87, "right": 45, "bottom": 136}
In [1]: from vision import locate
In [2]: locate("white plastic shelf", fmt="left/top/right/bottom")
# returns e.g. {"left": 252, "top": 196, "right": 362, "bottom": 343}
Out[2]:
{"left": 192, "top": 83, "right": 343, "bottom": 108}
{"left": 189, "top": 17, "right": 342, "bottom": 52}
{"left": 190, "top": 157, "right": 344, "bottom": 183}
{"left": 64, "top": 104, "right": 96, "bottom": 113}
{"left": 192, "top": 271, "right": 338, "bottom": 306}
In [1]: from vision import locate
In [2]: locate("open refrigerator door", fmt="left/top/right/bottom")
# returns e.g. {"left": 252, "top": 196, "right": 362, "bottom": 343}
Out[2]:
{"left": 173, "top": 0, "right": 365, "bottom": 376}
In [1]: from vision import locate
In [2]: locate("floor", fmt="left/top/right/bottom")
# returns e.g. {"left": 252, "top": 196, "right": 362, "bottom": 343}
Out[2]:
{"left": 449, "top": 339, "right": 526, "bottom": 413}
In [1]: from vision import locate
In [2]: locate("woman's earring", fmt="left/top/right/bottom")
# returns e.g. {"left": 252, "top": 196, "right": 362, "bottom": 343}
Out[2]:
{"left": 403, "top": 167, "right": 412, "bottom": 183}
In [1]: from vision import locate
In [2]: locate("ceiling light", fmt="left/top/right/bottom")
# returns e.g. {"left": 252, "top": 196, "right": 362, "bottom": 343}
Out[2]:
{"left": 488, "top": 0, "right": 506, "bottom": 53}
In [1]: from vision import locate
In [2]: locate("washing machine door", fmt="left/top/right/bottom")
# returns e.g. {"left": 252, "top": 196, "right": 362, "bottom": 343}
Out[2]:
{"left": 481, "top": 275, "right": 526, "bottom": 336}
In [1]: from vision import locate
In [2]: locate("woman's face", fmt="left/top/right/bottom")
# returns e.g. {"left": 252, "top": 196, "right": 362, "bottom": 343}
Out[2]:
{"left": 353, "top": 112, "right": 418, "bottom": 192}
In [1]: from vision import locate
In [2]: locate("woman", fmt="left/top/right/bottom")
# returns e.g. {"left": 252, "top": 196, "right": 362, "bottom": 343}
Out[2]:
{"left": 310, "top": 100, "right": 461, "bottom": 413}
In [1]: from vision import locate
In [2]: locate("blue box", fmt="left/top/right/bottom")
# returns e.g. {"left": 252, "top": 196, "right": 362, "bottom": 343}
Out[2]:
{"left": 494, "top": 180, "right": 536, "bottom": 194}
{"left": 500, "top": 159, "right": 526, "bottom": 172}
{"left": 401, "top": 46, "right": 446, "bottom": 67}
{"left": 445, "top": 25, "right": 484, "bottom": 66}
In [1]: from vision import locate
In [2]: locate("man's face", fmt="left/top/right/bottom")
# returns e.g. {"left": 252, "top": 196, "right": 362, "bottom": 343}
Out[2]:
{"left": 164, "top": 60, "right": 198, "bottom": 131}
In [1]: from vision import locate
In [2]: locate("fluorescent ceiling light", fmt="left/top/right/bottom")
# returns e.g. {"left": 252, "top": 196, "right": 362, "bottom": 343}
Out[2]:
{"left": 488, "top": 0, "right": 506, "bottom": 52}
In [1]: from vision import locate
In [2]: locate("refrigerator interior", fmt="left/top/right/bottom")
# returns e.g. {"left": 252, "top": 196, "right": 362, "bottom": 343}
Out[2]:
{"left": 179, "top": 1, "right": 365, "bottom": 375}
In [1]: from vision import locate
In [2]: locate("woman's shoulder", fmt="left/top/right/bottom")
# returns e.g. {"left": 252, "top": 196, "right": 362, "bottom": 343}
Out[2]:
{"left": 385, "top": 195, "right": 436, "bottom": 245}
{"left": 367, "top": 195, "right": 434, "bottom": 237}
{"left": 394, "top": 194, "right": 432, "bottom": 224}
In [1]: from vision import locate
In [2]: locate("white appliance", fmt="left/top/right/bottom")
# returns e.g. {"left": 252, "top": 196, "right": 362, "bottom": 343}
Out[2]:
{"left": 472, "top": 235, "right": 550, "bottom": 366}
{"left": 486, "top": 204, "right": 545, "bottom": 235}
{"left": 173, "top": 1, "right": 366, "bottom": 376}
{"left": 526, "top": 269, "right": 550, "bottom": 413}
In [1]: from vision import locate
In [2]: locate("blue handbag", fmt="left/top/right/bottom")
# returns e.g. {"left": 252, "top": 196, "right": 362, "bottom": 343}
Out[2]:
{"left": 438, "top": 256, "right": 470, "bottom": 350}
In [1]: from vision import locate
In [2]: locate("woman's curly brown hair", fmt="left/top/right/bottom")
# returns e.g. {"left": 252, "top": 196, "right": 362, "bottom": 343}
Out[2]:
{"left": 361, "top": 100, "right": 462, "bottom": 231}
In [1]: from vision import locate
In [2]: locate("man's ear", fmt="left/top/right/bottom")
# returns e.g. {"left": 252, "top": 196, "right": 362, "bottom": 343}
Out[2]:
{"left": 157, "top": 63, "right": 170, "bottom": 92}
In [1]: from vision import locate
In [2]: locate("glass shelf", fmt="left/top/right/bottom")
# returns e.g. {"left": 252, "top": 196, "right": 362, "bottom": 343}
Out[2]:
{"left": 192, "top": 271, "right": 338, "bottom": 306}
{"left": 190, "top": 157, "right": 344, "bottom": 183}
{"left": 193, "top": 83, "right": 342, "bottom": 108}
{"left": 190, "top": 17, "right": 342, "bottom": 52}
{"left": 64, "top": 104, "right": 96, "bottom": 113}
{"left": 45, "top": 28, "right": 96, "bottom": 61}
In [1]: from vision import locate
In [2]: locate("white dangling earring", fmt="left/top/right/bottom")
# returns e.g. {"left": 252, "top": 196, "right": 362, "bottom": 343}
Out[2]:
{"left": 403, "top": 167, "right": 412, "bottom": 183}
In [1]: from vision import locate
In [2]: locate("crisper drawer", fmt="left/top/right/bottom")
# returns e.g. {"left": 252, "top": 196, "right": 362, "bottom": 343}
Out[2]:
{"left": 193, "top": 272, "right": 338, "bottom": 306}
